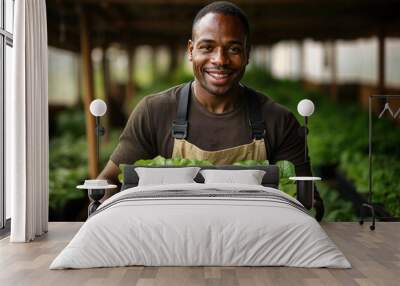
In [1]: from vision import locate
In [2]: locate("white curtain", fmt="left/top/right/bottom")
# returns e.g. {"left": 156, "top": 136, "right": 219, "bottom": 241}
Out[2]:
{"left": 7, "top": 0, "right": 49, "bottom": 242}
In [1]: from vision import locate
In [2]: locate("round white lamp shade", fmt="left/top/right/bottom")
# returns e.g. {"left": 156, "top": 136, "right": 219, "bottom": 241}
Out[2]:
{"left": 297, "top": 99, "right": 315, "bottom": 117}
{"left": 90, "top": 99, "right": 107, "bottom": 117}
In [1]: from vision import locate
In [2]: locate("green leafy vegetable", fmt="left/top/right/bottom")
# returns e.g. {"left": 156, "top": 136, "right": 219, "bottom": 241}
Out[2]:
{"left": 276, "top": 160, "right": 296, "bottom": 179}
{"left": 118, "top": 156, "right": 213, "bottom": 182}
{"left": 233, "top": 159, "right": 269, "bottom": 166}
{"left": 275, "top": 160, "right": 296, "bottom": 197}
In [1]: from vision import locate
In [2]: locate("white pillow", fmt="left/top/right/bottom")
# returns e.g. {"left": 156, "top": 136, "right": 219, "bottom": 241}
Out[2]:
{"left": 135, "top": 167, "right": 201, "bottom": 186}
{"left": 200, "top": 169, "right": 266, "bottom": 185}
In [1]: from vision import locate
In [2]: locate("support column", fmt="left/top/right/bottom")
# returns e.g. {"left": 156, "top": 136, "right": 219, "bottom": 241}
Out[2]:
{"left": 378, "top": 28, "right": 386, "bottom": 95}
{"left": 102, "top": 45, "right": 111, "bottom": 103}
{"left": 260, "top": 46, "right": 268, "bottom": 72}
{"left": 178, "top": 47, "right": 186, "bottom": 69}
{"left": 169, "top": 45, "right": 179, "bottom": 73}
{"left": 250, "top": 45, "right": 257, "bottom": 66}
{"left": 330, "top": 41, "right": 338, "bottom": 101}
{"left": 126, "top": 46, "right": 136, "bottom": 103}
{"left": 80, "top": 7, "right": 98, "bottom": 178}
{"left": 101, "top": 45, "right": 111, "bottom": 143}
{"left": 151, "top": 46, "right": 158, "bottom": 83}
{"left": 265, "top": 45, "right": 272, "bottom": 75}
{"left": 299, "top": 41, "right": 305, "bottom": 83}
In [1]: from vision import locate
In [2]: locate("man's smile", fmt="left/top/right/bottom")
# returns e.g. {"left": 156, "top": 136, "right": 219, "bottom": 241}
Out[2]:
{"left": 204, "top": 68, "right": 235, "bottom": 84}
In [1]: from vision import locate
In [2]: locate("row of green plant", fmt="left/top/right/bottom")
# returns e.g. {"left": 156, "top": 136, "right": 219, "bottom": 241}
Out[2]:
{"left": 49, "top": 108, "right": 121, "bottom": 210}
{"left": 242, "top": 66, "right": 400, "bottom": 217}
{"left": 50, "top": 64, "right": 398, "bottom": 220}
{"left": 310, "top": 182, "right": 357, "bottom": 221}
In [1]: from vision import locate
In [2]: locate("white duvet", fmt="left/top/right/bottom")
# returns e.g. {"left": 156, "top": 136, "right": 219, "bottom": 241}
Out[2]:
{"left": 50, "top": 183, "right": 351, "bottom": 269}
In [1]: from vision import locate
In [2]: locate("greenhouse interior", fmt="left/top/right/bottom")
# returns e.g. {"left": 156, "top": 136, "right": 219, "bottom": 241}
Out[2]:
{"left": 43, "top": 0, "right": 400, "bottom": 222}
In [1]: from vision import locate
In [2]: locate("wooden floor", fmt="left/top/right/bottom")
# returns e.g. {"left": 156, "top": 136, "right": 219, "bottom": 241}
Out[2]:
{"left": 0, "top": 222, "right": 399, "bottom": 286}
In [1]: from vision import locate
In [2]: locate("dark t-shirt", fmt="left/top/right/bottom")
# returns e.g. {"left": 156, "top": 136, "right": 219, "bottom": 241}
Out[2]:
{"left": 110, "top": 83, "right": 313, "bottom": 176}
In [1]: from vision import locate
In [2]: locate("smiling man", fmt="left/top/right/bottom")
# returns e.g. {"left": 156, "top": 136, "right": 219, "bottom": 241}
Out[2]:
{"left": 98, "top": 1, "right": 324, "bottom": 220}
{"left": 189, "top": 9, "right": 249, "bottom": 107}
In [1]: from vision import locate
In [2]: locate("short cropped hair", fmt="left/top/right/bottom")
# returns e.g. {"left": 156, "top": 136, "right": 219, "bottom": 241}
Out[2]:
{"left": 192, "top": 1, "right": 250, "bottom": 41}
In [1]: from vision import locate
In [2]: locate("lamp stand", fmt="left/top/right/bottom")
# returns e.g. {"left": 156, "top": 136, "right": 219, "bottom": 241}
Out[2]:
{"left": 88, "top": 189, "right": 106, "bottom": 216}
{"left": 95, "top": 116, "right": 105, "bottom": 170}
{"left": 304, "top": 116, "right": 308, "bottom": 163}
{"left": 88, "top": 116, "right": 106, "bottom": 216}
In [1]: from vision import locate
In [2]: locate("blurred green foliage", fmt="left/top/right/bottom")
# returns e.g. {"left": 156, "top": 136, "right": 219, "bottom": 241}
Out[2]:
{"left": 50, "top": 108, "right": 88, "bottom": 210}
{"left": 312, "top": 182, "right": 357, "bottom": 221}
{"left": 49, "top": 134, "right": 87, "bottom": 210}
{"left": 49, "top": 64, "right": 399, "bottom": 220}
{"left": 49, "top": 108, "right": 121, "bottom": 210}
{"left": 242, "top": 65, "right": 400, "bottom": 218}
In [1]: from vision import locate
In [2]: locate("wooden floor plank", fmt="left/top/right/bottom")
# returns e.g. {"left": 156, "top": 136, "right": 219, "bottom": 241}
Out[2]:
{"left": 0, "top": 222, "right": 399, "bottom": 286}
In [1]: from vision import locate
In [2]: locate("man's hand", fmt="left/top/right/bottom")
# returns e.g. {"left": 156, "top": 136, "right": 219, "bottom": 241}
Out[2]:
{"left": 314, "top": 196, "right": 325, "bottom": 222}
{"left": 97, "top": 160, "right": 121, "bottom": 202}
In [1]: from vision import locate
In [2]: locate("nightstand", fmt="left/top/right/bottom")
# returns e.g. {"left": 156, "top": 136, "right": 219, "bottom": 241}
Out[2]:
{"left": 289, "top": 176, "right": 321, "bottom": 210}
{"left": 77, "top": 180, "right": 117, "bottom": 216}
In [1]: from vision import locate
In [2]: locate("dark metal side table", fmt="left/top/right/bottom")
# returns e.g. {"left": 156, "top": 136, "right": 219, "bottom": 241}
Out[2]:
{"left": 77, "top": 180, "right": 117, "bottom": 216}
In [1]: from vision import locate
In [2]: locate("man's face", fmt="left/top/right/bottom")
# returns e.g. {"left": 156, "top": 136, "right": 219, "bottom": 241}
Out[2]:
{"left": 188, "top": 13, "right": 249, "bottom": 96}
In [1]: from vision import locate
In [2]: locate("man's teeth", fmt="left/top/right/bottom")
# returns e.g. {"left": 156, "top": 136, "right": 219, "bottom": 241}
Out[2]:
{"left": 208, "top": 72, "right": 230, "bottom": 78}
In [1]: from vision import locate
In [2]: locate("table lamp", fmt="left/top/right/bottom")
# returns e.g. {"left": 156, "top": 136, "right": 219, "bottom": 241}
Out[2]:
{"left": 89, "top": 99, "right": 107, "bottom": 167}
{"left": 76, "top": 99, "right": 116, "bottom": 216}
{"left": 297, "top": 99, "right": 314, "bottom": 163}
{"left": 289, "top": 99, "right": 320, "bottom": 210}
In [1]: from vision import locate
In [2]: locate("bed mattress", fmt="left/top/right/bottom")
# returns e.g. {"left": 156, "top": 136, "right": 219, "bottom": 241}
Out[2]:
{"left": 50, "top": 183, "right": 351, "bottom": 269}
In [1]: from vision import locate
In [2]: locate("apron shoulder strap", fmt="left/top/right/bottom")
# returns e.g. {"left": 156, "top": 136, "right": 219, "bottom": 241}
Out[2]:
{"left": 244, "top": 86, "right": 266, "bottom": 140}
{"left": 172, "top": 82, "right": 267, "bottom": 142}
{"left": 171, "top": 81, "right": 192, "bottom": 139}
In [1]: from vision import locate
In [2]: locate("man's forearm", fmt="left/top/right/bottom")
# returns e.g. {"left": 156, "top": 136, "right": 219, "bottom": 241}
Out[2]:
{"left": 97, "top": 160, "right": 121, "bottom": 202}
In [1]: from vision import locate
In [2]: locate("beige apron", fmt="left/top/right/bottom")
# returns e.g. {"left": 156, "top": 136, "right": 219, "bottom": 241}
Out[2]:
{"left": 172, "top": 138, "right": 267, "bottom": 165}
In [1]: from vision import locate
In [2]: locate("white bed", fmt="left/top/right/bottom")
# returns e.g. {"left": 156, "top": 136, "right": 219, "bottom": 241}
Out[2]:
{"left": 50, "top": 183, "right": 351, "bottom": 269}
